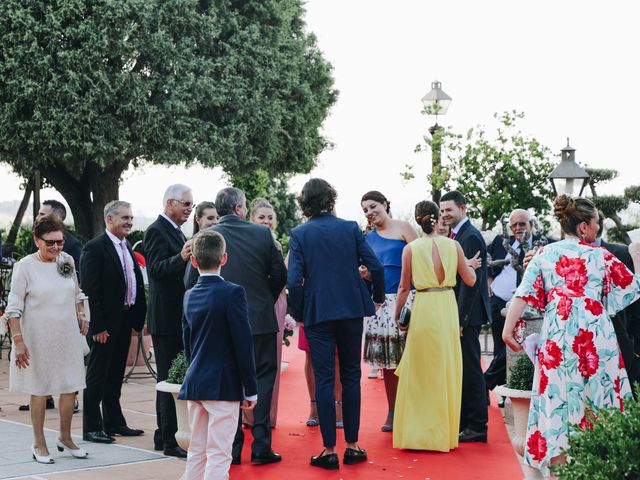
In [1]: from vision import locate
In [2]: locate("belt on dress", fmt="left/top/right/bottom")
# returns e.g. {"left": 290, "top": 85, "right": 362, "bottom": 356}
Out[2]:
{"left": 416, "top": 287, "right": 453, "bottom": 293}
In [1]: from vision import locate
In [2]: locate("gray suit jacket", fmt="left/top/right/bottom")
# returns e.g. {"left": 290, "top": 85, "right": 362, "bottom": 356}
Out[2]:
{"left": 184, "top": 214, "right": 287, "bottom": 336}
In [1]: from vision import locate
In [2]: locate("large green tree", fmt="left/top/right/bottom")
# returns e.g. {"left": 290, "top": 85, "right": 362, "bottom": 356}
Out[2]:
{"left": 0, "top": 0, "right": 336, "bottom": 238}
{"left": 586, "top": 167, "right": 640, "bottom": 244}
{"left": 413, "top": 111, "right": 555, "bottom": 230}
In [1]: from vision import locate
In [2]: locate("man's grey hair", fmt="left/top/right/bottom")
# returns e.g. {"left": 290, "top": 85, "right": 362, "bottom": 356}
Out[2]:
{"left": 163, "top": 184, "right": 192, "bottom": 206}
{"left": 104, "top": 200, "right": 131, "bottom": 220}
{"left": 215, "top": 187, "right": 246, "bottom": 217}
{"left": 509, "top": 209, "right": 531, "bottom": 222}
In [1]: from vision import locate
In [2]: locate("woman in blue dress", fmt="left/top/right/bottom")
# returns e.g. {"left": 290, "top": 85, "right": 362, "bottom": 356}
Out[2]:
{"left": 359, "top": 191, "right": 418, "bottom": 431}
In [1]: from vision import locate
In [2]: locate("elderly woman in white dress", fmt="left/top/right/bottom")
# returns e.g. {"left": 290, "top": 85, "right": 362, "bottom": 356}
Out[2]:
{"left": 4, "top": 215, "right": 89, "bottom": 464}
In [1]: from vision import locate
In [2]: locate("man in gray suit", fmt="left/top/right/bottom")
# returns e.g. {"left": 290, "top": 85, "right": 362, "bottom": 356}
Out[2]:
{"left": 184, "top": 187, "right": 287, "bottom": 465}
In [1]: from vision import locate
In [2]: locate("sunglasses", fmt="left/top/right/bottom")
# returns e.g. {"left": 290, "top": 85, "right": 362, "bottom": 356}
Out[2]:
{"left": 39, "top": 237, "right": 65, "bottom": 247}
{"left": 172, "top": 199, "right": 194, "bottom": 208}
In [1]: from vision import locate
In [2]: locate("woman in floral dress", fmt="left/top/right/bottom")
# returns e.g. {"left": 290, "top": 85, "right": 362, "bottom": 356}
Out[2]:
{"left": 360, "top": 191, "right": 418, "bottom": 431}
{"left": 504, "top": 195, "right": 640, "bottom": 478}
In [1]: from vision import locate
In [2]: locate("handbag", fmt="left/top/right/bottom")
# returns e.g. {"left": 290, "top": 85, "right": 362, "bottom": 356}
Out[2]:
{"left": 398, "top": 306, "right": 411, "bottom": 328}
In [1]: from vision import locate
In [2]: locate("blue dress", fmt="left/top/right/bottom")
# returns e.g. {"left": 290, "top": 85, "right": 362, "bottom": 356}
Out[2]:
{"left": 363, "top": 230, "right": 413, "bottom": 369}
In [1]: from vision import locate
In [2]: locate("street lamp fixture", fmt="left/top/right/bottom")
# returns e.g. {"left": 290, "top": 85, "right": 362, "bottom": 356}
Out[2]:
{"left": 548, "top": 139, "right": 590, "bottom": 197}
{"left": 421, "top": 80, "right": 452, "bottom": 204}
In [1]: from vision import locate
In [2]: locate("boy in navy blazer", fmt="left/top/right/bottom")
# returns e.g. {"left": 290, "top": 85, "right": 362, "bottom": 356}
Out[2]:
{"left": 179, "top": 231, "right": 257, "bottom": 480}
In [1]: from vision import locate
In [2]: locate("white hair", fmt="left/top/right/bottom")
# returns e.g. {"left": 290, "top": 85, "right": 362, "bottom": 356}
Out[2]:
{"left": 163, "top": 184, "right": 192, "bottom": 206}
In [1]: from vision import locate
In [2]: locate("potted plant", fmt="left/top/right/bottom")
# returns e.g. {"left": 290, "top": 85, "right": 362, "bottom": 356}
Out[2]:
{"left": 156, "top": 352, "right": 191, "bottom": 450}
{"left": 552, "top": 387, "right": 640, "bottom": 480}
{"left": 494, "top": 354, "right": 542, "bottom": 479}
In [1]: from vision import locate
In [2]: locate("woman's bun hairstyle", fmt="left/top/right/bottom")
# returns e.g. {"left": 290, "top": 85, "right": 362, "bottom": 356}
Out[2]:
{"left": 414, "top": 200, "right": 440, "bottom": 235}
{"left": 553, "top": 194, "right": 596, "bottom": 236}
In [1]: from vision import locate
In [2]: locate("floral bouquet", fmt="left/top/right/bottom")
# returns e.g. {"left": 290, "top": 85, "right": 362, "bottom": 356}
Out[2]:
{"left": 283, "top": 314, "right": 297, "bottom": 347}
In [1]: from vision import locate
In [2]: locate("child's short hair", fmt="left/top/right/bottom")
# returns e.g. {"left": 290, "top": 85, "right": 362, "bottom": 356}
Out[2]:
{"left": 193, "top": 231, "right": 226, "bottom": 270}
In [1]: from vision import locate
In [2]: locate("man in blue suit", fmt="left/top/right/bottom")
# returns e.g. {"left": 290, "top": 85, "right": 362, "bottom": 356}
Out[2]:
{"left": 288, "top": 178, "right": 385, "bottom": 470}
{"left": 440, "top": 190, "right": 490, "bottom": 443}
{"left": 179, "top": 231, "right": 257, "bottom": 479}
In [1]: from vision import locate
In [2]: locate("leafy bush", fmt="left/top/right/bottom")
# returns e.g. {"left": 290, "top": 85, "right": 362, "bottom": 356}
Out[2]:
{"left": 506, "top": 354, "right": 535, "bottom": 390}
{"left": 167, "top": 352, "right": 188, "bottom": 384}
{"left": 552, "top": 387, "right": 640, "bottom": 479}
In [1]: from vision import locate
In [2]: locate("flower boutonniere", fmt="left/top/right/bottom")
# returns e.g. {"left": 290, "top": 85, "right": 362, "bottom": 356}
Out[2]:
{"left": 57, "top": 257, "right": 75, "bottom": 278}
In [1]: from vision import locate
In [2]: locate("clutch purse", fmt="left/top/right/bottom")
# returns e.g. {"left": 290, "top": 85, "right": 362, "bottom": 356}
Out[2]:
{"left": 398, "top": 306, "right": 411, "bottom": 328}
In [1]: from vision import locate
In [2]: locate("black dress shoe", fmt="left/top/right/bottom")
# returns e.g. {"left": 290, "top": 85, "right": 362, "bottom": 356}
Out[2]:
{"left": 343, "top": 446, "right": 367, "bottom": 465}
{"left": 251, "top": 450, "right": 282, "bottom": 465}
{"left": 498, "top": 396, "right": 506, "bottom": 408}
{"left": 83, "top": 431, "right": 115, "bottom": 443}
{"left": 18, "top": 404, "right": 29, "bottom": 411}
{"left": 106, "top": 426, "right": 144, "bottom": 436}
{"left": 164, "top": 446, "right": 188, "bottom": 458}
{"left": 310, "top": 451, "right": 339, "bottom": 470}
{"left": 459, "top": 428, "right": 487, "bottom": 443}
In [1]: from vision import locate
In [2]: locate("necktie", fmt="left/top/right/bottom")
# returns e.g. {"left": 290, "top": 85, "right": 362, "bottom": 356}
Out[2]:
{"left": 449, "top": 230, "right": 455, "bottom": 239}
{"left": 176, "top": 227, "right": 186, "bottom": 242}
{"left": 120, "top": 241, "right": 134, "bottom": 306}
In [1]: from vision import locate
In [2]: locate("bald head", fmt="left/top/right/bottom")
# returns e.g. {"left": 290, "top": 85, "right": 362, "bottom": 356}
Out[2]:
{"left": 508, "top": 209, "right": 532, "bottom": 241}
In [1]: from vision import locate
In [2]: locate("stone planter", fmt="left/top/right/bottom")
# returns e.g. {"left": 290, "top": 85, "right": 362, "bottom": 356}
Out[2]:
{"left": 494, "top": 385, "right": 542, "bottom": 480}
{"left": 156, "top": 381, "right": 190, "bottom": 451}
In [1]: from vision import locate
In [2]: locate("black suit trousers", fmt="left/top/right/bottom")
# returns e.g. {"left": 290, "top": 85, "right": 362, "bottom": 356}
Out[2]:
{"left": 484, "top": 296, "right": 507, "bottom": 391}
{"left": 83, "top": 311, "right": 132, "bottom": 434}
{"left": 232, "top": 333, "right": 278, "bottom": 457}
{"left": 304, "top": 318, "right": 363, "bottom": 448}
{"left": 153, "top": 334, "right": 184, "bottom": 449}
{"left": 460, "top": 325, "right": 488, "bottom": 433}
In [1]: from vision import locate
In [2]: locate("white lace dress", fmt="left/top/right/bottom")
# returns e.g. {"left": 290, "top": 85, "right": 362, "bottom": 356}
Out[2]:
{"left": 6, "top": 253, "right": 87, "bottom": 395}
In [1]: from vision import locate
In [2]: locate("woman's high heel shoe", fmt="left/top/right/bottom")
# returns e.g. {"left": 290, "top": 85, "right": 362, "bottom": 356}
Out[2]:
{"left": 56, "top": 438, "right": 88, "bottom": 459}
{"left": 31, "top": 445, "right": 54, "bottom": 464}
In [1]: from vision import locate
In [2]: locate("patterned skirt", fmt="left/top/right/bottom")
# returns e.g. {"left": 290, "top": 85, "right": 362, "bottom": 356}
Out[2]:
{"left": 363, "top": 292, "right": 414, "bottom": 369}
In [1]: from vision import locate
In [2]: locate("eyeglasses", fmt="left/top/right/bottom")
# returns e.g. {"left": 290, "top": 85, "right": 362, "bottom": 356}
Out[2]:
{"left": 38, "top": 237, "right": 65, "bottom": 247}
{"left": 172, "top": 199, "right": 194, "bottom": 208}
{"left": 510, "top": 222, "right": 529, "bottom": 228}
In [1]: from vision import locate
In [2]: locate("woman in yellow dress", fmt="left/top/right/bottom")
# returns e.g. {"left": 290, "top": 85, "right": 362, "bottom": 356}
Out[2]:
{"left": 393, "top": 200, "right": 479, "bottom": 451}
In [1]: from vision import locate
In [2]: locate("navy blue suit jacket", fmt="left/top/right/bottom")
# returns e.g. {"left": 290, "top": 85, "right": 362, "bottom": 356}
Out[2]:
{"left": 287, "top": 213, "right": 385, "bottom": 327}
{"left": 178, "top": 275, "right": 257, "bottom": 401}
{"left": 453, "top": 220, "right": 491, "bottom": 327}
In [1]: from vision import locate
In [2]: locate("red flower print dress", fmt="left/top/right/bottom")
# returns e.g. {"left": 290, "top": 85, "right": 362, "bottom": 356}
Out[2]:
{"left": 514, "top": 238, "right": 640, "bottom": 476}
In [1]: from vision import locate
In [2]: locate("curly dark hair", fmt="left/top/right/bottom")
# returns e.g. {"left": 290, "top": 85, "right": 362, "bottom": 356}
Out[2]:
{"left": 553, "top": 194, "right": 596, "bottom": 237}
{"left": 414, "top": 200, "right": 440, "bottom": 234}
{"left": 33, "top": 214, "right": 66, "bottom": 239}
{"left": 297, "top": 178, "right": 337, "bottom": 218}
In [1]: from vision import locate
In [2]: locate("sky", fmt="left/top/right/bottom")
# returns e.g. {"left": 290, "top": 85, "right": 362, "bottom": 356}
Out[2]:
{"left": 2, "top": 0, "right": 639, "bottom": 229}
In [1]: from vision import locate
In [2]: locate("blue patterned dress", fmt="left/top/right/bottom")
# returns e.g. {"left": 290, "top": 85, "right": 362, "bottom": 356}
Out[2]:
{"left": 514, "top": 238, "right": 640, "bottom": 475}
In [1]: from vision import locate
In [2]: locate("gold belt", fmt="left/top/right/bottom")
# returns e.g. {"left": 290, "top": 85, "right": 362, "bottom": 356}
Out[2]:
{"left": 416, "top": 287, "right": 452, "bottom": 293}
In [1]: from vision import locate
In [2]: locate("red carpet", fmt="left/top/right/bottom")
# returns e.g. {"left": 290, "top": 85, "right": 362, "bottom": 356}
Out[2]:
{"left": 231, "top": 342, "right": 522, "bottom": 479}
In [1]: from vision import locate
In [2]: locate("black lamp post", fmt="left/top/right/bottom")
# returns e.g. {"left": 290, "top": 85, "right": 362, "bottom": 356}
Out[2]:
{"left": 548, "top": 139, "right": 590, "bottom": 197}
{"left": 421, "top": 80, "right": 452, "bottom": 204}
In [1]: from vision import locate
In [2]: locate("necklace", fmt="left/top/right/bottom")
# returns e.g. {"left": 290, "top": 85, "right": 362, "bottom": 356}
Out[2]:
{"left": 36, "top": 251, "right": 56, "bottom": 263}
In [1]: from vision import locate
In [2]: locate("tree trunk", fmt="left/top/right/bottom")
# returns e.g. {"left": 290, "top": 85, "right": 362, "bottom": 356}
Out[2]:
{"left": 607, "top": 213, "right": 631, "bottom": 245}
{"left": 42, "top": 160, "right": 127, "bottom": 241}
{"left": 5, "top": 181, "right": 33, "bottom": 253}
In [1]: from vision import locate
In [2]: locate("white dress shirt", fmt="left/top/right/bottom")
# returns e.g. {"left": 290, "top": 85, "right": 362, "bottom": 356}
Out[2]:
{"left": 491, "top": 236, "right": 532, "bottom": 302}
{"left": 106, "top": 230, "right": 137, "bottom": 305}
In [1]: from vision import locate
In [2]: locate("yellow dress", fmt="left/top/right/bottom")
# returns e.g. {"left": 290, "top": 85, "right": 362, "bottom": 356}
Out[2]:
{"left": 393, "top": 236, "right": 462, "bottom": 451}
